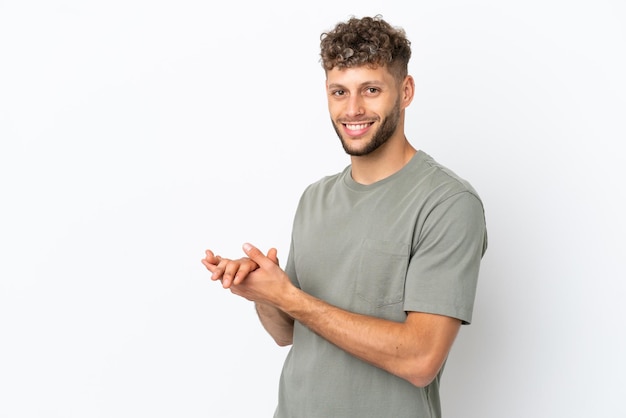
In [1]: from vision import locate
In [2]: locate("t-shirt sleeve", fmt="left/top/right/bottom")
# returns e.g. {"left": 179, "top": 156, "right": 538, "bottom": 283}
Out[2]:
{"left": 403, "top": 191, "right": 487, "bottom": 324}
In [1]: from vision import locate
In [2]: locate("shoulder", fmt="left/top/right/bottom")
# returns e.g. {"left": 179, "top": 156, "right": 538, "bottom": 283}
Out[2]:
{"left": 413, "top": 152, "right": 488, "bottom": 253}
{"left": 300, "top": 165, "right": 350, "bottom": 199}
{"left": 411, "top": 151, "right": 483, "bottom": 206}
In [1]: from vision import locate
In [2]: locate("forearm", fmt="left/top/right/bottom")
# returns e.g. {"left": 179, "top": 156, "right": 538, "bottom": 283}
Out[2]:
{"left": 234, "top": 243, "right": 459, "bottom": 386}
{"left": 276, "top": 286, "right": 459, "bottom": 387}
{"left": 279, "top": 289, "right": 413, "bottom": 378}
{"left": 255, "top": 302, "right": 294, "bottom": 346}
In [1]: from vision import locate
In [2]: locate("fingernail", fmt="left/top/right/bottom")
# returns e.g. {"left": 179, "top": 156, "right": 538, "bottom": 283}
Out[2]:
{"left": 243, "top": 243, "right": 252, "bottom": 251}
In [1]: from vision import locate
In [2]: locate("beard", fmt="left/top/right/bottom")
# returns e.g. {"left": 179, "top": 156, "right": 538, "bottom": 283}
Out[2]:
{"left": 332, "top": 99, "right": 402, "bottom": 157}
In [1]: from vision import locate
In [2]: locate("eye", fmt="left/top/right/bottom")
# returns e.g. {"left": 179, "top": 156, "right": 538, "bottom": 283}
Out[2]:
{"left": 365, "top": 87, "right": 380, "bottom": 95}
{"left": 332, "top": 89, "right": 346, "bottom": 96}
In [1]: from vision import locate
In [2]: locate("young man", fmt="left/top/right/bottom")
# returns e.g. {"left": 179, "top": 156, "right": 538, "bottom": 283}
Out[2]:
{"left": 202, "top": 16, "right": 487, "bottom": 417}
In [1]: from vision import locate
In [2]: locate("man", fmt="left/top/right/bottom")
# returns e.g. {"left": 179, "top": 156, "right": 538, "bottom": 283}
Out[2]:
{"left": 202, "top": 15, "right": 487, "bottom": 417}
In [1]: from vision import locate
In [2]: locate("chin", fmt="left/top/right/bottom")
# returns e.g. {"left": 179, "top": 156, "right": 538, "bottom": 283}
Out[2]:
{"left": 342, "top": 143, "right": 376, "bottom": 157}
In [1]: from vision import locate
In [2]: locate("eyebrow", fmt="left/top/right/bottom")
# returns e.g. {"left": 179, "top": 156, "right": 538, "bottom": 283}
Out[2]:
{"left": 327, "top": 80, "right": 387, "bottom": 90}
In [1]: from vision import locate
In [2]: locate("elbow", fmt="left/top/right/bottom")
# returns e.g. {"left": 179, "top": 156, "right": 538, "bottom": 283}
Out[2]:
{"left": 402, "top": 358, "right": 443, "bottom": 388}
{"left": 273, "top": 336, "right": 293, "bottom": 347}
{"left": 406, "top": 373, "right": 437, "bottom": 388}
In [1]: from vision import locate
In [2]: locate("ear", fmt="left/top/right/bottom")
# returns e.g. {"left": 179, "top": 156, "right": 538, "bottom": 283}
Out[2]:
{"left": 400, "top": 75, "right": 415, "bottom": 109}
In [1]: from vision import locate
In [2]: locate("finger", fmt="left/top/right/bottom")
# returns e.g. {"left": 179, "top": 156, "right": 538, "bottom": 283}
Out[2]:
{"left": 242, "top": 243, "right": 271, "bottom": 268}
{"left": 201, "top": 256, "right": 220, "bottom": 273}
{"left": 202, "top": 251, "right": 223, "bottom": 275}
{"left": 201, "top": 258, "right": 215, "bottom": 272}
{"left": 222, "top": 261, "right": 242, "bottom": 288}
{"left": 204, "top": 249, "right": 220, "bottom": 264}
{"left": 232, "top": 264, "right": 254, "bottom": 285}
{"left": 267, "top": 247, "right": 279, "bottom": 265}
{"left": 212, "top": 257, "right": 229, "bottom": 282}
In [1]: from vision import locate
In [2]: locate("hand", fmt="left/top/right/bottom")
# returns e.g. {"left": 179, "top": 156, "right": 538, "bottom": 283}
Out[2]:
{"left": 201, "top": 247, "right": 279, "bottom": 289}
{"left": 226, "top": 243, "right": 290, "bottom": 305}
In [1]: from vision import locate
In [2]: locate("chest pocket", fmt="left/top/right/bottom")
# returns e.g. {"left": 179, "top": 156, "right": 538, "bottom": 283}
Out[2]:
{"left": 356, "top": 239, "right": 410, "bottom": 308}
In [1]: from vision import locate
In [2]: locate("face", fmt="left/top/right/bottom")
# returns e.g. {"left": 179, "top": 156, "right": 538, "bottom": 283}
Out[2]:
{"left": 326, "top": 66, "right": 405, "bottom": 157}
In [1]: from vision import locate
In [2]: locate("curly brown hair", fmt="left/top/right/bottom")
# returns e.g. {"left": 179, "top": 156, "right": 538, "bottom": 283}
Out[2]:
{"left": 319, "top": 15, "right": 411, "bottom": 82}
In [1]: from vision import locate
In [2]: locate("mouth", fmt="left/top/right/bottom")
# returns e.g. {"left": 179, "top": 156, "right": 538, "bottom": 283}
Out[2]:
{"left": 342, "top": 122, "right": 374, "bottom": 137}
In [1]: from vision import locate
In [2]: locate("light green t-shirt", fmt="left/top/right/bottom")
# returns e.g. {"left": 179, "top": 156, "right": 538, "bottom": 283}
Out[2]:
{"left": 275, "top": 151, "right": 487, "bottom": 418}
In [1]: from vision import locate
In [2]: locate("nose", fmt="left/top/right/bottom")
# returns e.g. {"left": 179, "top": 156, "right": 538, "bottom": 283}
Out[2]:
{"left": 346, "top": 95, "right": 364, "bottom": 117}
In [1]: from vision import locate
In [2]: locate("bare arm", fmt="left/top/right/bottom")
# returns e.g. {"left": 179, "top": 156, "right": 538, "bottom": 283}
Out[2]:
{"left": 255, "top": 302, "right": 294, "bottom": 346}
{"left": 276, "top": 283, "right": 459, "bottom": 387}
{"left": 232, "top": 243, "right": 461, "bottom": 388}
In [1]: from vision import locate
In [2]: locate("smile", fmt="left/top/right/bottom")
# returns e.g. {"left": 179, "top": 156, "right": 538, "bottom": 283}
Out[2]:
{"left": 345, "top": 123, "right": 373, "bottom": 131}
{"left": 343, "top": 121, "right": 375, "bottom": 137}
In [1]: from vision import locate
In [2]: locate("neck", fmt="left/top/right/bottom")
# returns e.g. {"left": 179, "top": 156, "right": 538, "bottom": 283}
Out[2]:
{"left": 350, "top": 136, "right": 417, "bottom": 185}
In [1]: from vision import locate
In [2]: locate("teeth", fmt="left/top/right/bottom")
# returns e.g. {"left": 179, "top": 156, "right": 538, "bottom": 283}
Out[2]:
{"left": 346, "top": 123, "right": 369, "bottom": 130}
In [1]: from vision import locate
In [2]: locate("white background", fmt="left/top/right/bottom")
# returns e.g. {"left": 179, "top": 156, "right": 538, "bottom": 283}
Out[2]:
{"left": 1, "top": 1, "right": 625, "bottom": 417}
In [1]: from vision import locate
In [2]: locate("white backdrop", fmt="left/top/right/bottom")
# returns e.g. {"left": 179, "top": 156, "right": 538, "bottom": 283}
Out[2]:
{"left": 1, "top": 1, "right": 625, "bottom": 417}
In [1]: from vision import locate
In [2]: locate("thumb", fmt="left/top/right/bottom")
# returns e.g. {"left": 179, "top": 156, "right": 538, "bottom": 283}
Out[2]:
{"left": 242, "top": 243, "right": 270, "bottom": 267}
{"left": 267, "top": 247, "right": 279, "bottom": 265}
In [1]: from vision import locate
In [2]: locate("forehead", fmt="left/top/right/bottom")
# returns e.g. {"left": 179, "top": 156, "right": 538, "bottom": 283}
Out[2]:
{"left": 325, "top": 65, "right": 395, "bottom": 88}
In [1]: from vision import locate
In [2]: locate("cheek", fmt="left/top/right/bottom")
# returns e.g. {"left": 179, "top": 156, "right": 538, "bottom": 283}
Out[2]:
{"left": 327, "top": 102, "right": 343, "bottom": 119}
{"left": 326, "top": 97, "right": 339, "bottom": 110}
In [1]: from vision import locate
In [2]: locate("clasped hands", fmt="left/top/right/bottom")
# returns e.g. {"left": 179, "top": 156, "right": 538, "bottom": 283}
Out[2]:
{"left": 201, "top": 243, "right": 287, "bottom": 304}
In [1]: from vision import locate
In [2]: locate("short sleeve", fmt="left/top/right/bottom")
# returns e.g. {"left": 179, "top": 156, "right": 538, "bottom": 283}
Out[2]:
{"left": 403, "top": 191, "right": 487, "bottom": 324}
